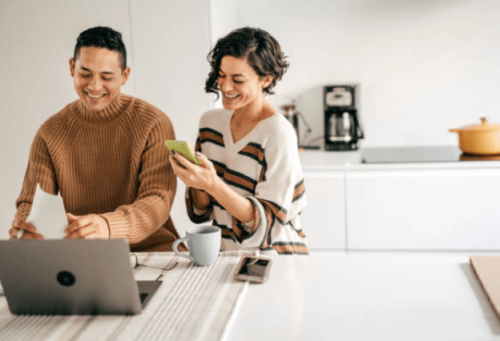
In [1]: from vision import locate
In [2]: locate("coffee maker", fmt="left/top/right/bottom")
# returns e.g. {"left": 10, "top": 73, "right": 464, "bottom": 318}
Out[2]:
{"left": 324, "top": 85, "right": 364, "bottom": 151}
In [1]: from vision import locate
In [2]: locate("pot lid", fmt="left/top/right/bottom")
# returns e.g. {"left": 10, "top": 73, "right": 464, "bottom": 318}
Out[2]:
{"left": 450, "top": 117, "right": 500, "bottom": 133}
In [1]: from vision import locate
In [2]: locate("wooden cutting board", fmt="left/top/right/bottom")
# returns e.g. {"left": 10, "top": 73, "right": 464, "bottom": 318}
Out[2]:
{"left": 470, "top": 256, "right": 500, "bottom": 319}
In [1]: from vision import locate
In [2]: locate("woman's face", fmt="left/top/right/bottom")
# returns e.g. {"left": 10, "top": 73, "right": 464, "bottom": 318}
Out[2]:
{"left": 217, "top": 56, "right": 271, "bottom": 112}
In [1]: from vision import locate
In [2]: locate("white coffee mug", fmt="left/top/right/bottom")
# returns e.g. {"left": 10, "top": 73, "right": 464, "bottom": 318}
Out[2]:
{"left": 173, "top": 226, "right": 221, "bottom": 266}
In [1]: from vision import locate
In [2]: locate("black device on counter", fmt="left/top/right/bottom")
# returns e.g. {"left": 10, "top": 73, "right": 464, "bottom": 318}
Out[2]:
{"left": 324, "top": 85, "right": 364, "bottom": 151}
{"left": 234, "top": 256, "right": 273, "bottom": 283}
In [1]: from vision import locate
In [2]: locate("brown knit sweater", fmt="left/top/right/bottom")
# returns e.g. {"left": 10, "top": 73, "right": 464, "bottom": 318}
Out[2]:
{"left": 14, "top": 94, "right": 182, "bottom": 252}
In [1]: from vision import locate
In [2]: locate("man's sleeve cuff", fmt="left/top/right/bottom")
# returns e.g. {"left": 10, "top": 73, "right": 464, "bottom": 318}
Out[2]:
{"left": 99, "top": 212, "right": 128, "bottom": 239}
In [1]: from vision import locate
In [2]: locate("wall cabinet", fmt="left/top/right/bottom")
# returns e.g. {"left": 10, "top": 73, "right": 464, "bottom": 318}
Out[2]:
{"left": 303, "top": 163, "right": 500, "bottom": 251}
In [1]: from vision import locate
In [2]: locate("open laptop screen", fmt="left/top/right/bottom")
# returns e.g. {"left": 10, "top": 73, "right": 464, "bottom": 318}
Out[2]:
{"left": 0, "top": 239, "right": 159, "bottom": 315}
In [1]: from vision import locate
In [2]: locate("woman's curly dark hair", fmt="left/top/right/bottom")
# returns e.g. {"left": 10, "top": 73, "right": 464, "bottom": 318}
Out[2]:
{"left": 205, "top": 27, "right": 289, "bottom": 99}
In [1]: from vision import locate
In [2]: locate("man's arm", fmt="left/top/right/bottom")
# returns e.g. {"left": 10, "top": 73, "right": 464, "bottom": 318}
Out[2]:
{"left": 65, "top": 114, "right": 177, "bottom": 243}
{"left": 10, "top": 133, "right": 58, "bottom": 239}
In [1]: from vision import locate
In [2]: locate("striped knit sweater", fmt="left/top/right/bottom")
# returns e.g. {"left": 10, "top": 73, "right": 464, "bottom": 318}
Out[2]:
{"left": 14, "top": 94, "right": 183, "bottom": 252}
{"left": 186, "top": 109, "right": 308, "bottom": 255}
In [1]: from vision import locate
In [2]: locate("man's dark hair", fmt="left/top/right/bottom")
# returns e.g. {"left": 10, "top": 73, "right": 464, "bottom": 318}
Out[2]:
{"left": 205, "top": 27, "right": 289, "bottom": 98}
{"left": 73, "top": 26, "right": 127, "bottom": 71}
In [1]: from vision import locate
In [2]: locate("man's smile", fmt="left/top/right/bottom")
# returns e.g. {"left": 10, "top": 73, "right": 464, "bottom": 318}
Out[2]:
{"left": 84, "top": 90, "right": 106, "bottom": 99}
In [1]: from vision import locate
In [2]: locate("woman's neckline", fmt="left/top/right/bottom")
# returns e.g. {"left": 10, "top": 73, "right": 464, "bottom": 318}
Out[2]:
{"left": 226, "top": 110, "right": 278, "bottom": 146}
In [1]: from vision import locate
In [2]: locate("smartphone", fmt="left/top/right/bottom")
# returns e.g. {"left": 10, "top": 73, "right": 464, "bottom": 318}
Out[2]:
{"left": 234, "top": 256, "right": 273, "bottom": 283}
{"left": 165, "top": 140, "right": 201, "bottom": 165}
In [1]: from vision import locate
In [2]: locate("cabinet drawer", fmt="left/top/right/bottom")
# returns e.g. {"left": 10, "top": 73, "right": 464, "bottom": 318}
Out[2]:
{"left": 302, "top": 171, "right": 346, "bottom": 250}
{"left": 346, "top": 168, "right": 500, "bottom": 250}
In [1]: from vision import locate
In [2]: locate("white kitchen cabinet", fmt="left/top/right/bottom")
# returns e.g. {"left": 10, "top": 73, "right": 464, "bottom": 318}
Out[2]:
{"left": 346, "top": 166, "right": 500, "bottom": 250}
{"left": 301, "top": 171, "right": 346, "bottom": 250}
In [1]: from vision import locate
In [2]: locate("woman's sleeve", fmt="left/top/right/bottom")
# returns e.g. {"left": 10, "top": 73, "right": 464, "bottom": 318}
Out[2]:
{"left": 230, "top": 128, "right": 307, "bottom": 250}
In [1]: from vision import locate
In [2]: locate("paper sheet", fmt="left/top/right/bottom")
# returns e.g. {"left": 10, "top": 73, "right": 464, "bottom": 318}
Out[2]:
{"left": 470, "top": 256, "right": 500, "bottom": 320}
{"left": 20, "top": 184, "right": 67, "bottom": 239}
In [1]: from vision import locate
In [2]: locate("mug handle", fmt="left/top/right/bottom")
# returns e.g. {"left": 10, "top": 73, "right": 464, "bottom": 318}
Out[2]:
{"left": 173, "top": 237, "right": 193, "bottom": 262}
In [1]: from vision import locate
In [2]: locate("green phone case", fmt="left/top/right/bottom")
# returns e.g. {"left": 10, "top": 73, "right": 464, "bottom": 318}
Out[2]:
{"left": 164, "top": 140, "right": 201, "bottom": 165}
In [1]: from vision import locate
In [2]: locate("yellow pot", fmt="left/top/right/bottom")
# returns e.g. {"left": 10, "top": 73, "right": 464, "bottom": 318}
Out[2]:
{"left": 449, "top": 118, "right": 500, "bottom": 155}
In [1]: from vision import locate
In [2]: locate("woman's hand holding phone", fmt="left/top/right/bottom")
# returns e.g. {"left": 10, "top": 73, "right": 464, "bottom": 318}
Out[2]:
{"left": 168, "top": 141, "right": 256, "bottom": 224}
{"left": 167, "top": 141, "right": 221, "bottom": 194}
{"left": 164, "top": 140, "right": 201, "bottom": 165}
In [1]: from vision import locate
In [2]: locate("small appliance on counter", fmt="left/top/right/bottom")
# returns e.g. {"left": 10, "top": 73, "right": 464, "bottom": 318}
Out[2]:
{"left": 324, "top": 85, "right": 364, "bottom": 151}
{"left": 281, "top": 104, "right": 319, "bottom": 150}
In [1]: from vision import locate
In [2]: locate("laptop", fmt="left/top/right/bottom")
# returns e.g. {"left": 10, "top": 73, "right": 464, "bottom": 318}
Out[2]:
{"left": 0, "top": 239, "right": 161, "bottom": 315}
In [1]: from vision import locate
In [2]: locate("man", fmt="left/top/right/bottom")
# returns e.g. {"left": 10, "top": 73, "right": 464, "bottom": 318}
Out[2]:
{"left": 9, "top": 26, "right": 182, "bottom": 251}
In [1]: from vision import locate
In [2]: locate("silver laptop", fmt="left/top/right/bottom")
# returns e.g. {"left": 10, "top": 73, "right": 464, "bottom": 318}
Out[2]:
{"left": 0, "top": 239, "right": 161, "bottom": 315}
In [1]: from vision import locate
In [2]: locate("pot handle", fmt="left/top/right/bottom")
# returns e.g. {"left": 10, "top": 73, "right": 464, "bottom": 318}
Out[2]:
{"left": 449, "top": 129, "right": 458, "bottom": 133}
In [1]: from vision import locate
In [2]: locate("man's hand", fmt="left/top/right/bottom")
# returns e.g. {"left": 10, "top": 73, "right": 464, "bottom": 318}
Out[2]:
{"left": 9, "top": 220, "right": 44, "bottom": 240}
{"left": 64, "top": 213, "right": 110, "bottom": 239}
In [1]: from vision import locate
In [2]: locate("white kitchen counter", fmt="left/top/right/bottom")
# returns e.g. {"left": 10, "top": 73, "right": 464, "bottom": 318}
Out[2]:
{"left": 228, "top": 251, "right": 500, "bottom": 341}
{"left": 300, "top": 149, "right": 362, "bottom": 170}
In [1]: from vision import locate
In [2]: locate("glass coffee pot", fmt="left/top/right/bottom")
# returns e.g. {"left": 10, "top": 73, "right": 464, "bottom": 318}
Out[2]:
{"left": 325, "top": 109, "right": 364, "bottom": 151}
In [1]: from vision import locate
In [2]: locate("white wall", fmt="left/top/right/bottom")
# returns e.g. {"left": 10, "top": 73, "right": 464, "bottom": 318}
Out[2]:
{"left": 208, "top": 0, "right": 238, "bottom": 45}
{"left": 0, "top": 0, "right": 211, "bottom": 238}
{"left": 211, "top": 0, "right": 500, "bottom": 148}
{"left": 128, "top": 0, "right": 212, "bottom": 236}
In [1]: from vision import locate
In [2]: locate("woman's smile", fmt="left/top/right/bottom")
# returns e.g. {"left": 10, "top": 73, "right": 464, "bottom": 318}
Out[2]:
{"left": 223, "top": 92, "right": 239, "bottom": 99}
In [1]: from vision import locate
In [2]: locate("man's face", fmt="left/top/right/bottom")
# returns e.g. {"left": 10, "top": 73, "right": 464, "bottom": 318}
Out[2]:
{"left": 70, "top": 46, "right": 130, "bottom": 112}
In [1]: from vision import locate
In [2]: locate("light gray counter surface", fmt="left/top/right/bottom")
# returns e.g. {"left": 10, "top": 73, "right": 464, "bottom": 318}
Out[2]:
{"left": 228, "top": 251, "right": 500, "bottom": 341}
{"left": 300, "top": 149, "right": 500, "bottom": 171}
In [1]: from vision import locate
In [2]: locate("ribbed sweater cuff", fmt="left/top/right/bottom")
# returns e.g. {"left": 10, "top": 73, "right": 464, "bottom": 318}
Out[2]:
{"left": 15, "top": 203, "right": 32, "bottom": 222}
{"left": 100, "top": 212, "right": 129, "bottom": 239}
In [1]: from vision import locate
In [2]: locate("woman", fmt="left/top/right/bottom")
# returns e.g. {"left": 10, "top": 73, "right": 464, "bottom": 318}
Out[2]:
{"left": 170, "top": 27, "right": 307, "bottom": 254}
